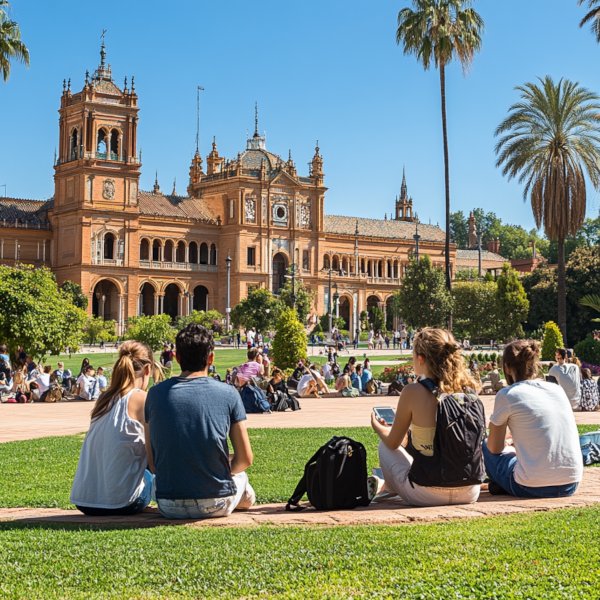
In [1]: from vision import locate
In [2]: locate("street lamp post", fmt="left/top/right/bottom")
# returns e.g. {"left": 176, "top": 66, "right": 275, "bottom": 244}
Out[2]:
{"left": 225, "top": 254, "right": 232, "bottom": 333}
{"left": 477, "top": 230, "right": 482, "bottom": 278}
{"left": 327, "top": 268, "right": 333, "bottom": 335}
{"left": 413, "top": 214, "right": 421, "bottom": 261}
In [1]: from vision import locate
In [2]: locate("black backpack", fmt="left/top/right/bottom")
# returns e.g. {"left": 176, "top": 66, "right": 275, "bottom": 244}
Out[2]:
{"left": 286, "top": 436, "right": 371, "bottom": 511}
{"left": 407, "top": 378, "right": 486, "bottom": 487}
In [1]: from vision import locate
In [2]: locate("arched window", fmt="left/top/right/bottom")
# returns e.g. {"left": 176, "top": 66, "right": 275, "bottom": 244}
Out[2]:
{"left": 332, "top": 256, "right": 340, "bottom": 271}
{"left": 96, "top": 129, "right": 108, "bottom": 158}
{"left": 199, "top": 243, "right": 209, "bottom": 265}
{"left": 70, "top": 129, "right": 78, "bottom": 160}
{"left": 140, "top": 239, "right": 150, "bottom": 260}
{"left": 110, "top": 129, "right": 119, "bottom": 160}
{"left": 152, "top": 240, "right": 161, "bottom": 261}
{"left": 360, "top": 258, "right": 365, "bottom": 274}
{"left": 176, "top": 241, "right": 186, "bottom": 263}
{"left": 164, "top": 240, "right": 174, "bottom": 262}
{"left": 189, "top": 241, "right": 198, "bottom": 263}
{"left": 323, "top": 255, "right": 330, "bottom": 270}
{"left": 104, "top": 232, "right": 115, "bottom": 259}
{"left": 342, "top": 257, "right": 349, "bottom": 275}
{"left": 210, "top": 243, "right": 217, "bottom": 265}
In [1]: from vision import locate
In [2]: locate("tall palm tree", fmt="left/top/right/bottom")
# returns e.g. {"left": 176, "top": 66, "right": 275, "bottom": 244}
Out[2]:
{"left": 579, "top": 0, "right": 600, "bottom": 42}
{"left": 495, "top": 76, "right": 600, "bottom": 343}
{"left": 0, "top": 0, "right": 29, "bottom": 82}
{"left": 396, "top": 0, "right": 484, "bottom": 295}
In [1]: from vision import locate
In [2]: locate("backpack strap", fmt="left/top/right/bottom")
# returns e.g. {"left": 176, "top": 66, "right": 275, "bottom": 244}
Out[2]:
{"left": 418, "top": 377, "right": 440, "bottom": 397}
{"left": 285, "top": 444, "right": 326, "bottom": 511}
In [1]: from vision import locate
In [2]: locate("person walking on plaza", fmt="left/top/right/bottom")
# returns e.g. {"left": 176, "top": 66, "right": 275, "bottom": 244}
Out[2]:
{"left": 579, "top": 368, "right": 600, "bottom": 412}
{"left": 70, "top": 341, "right": 162, "bottom": 515}
{"left": 484, "top": 340, "right": 582, "bottom": 498}
{"left": 145, "top": 324, "right": 256, "bottom": 519}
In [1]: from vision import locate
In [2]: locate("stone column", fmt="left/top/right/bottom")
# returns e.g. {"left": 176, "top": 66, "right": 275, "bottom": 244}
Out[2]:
{"left": 159, "top": 295, "right": 164, "bottom": 314}
{"left": 118, "top": 295, "right": 124, "bottom": 335}
{"left": 154, "top": 294, "right": 160, "bottom": 315}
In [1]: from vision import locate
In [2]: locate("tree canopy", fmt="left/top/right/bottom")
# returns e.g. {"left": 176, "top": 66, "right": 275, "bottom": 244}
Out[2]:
{"left": 0, "top": 265, "right": 86, "bottom": 359}
{"left": 230, "top": 288, "right": 280, "bottom": 333}
{"left": 124, "top": 314, "right": 175, "bottom": 351}
{"left": 0, "top": 1, "right": 29, "bottom": 82}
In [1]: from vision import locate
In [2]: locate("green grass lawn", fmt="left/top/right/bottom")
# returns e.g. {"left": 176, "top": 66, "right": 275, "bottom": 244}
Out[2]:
{"left": 0, "top": 508, "right": 599, "bottom": 598}
{"left": 1, "top": 426, "right": 599, "bottom": 598}
{"left": 0, "top": 426, "right": 597, "bottom": 510}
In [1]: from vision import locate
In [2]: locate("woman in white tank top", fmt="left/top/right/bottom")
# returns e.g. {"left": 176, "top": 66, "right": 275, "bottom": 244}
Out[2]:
{"left": 70, "top": 341, "right": 163, "bottom": 515}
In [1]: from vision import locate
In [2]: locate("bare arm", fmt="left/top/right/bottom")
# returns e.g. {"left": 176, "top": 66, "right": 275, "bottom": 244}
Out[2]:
{"left": 144, "top": 423, "right": 155, "bottom": 473}
{"left": 229, "top": 420, "right": 253, "bottom": 474}
{"left": 486, "top": 422, "right": 508, "bottom": 454}
{"left": 371, "top": 386, "right": 413, "bottom": 450}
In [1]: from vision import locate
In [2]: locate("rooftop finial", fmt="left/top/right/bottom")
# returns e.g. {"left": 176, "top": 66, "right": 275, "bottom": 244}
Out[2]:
{"left": 67, "top": 78, "right": 71, "bottom": 92}
{"left": 172, "top": 177, "right": 177, "bottom": 195}
{"left": 100, "top": 29, "right": 107, "bottom": 67}
{"left": 288, "top": 149, "right": 292, "bottom": 162}
{"left": 131, "top": 76, "right": 135, "bottom": 92}
{"left": 85, "top": 70, "right": 90, "bottom": 85}
{"left": 355, "top": 219, "right": 359, "bottom": 236}
{"left": 315, "top": 139, "right": 320, "bottom": 154}
{"left": 124, "top": 76, "right": 128, "bottom": 91}
{"left": 153, "top": 171, "right": 160, "bottom": 194}
{"left": 254, "top": 102, "right": 259, "bottom": 137}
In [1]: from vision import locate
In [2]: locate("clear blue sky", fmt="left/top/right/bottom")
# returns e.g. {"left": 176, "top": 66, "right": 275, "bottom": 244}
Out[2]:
{"left": 1, "top": 0, "right": 599, "bottom": 231}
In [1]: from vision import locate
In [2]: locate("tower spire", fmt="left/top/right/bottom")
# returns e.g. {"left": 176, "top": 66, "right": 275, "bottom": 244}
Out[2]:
{"left": 254, "top": 102, "right": 259, "bottom": 137}
{"left": 153, "top": 171, "right": 160, "bottom": 194}
{"left": 100, "top": 29, "right": 107, "bottom": 68}
{"left": 400, "top": 167, "right": 407, "bottom": 200}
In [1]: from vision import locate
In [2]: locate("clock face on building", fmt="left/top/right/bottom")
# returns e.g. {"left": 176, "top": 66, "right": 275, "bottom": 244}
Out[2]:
{"left": 272, "top": 202, "right": 288, "bottom": 226}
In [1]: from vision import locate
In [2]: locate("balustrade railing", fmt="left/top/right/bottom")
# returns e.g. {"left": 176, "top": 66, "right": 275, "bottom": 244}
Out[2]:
{"left": 139, "top": 260, "right": 217, "bottom": 272}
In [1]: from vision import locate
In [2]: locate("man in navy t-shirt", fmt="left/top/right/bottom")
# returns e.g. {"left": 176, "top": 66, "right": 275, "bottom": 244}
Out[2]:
{"left": 145, "top": 324, "right": 255, "bottom": 519}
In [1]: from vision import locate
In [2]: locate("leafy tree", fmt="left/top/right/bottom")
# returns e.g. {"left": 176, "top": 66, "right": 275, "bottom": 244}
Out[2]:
{"left": 396, "top": 256, "right": 453, "bottom": 329}
{"left": 0, "top": 265, "right": 85, "bottom": 359}
{"left": 83, "top": 317, "right": 117, "bottom": 345}
{"left": 579, "top": 0, "right": 600, "bottom": 42}
{"left": 368, "top": 306, "right": 385, "bottom": 332}
{"left": 176, "top": 309, "right": 224, "bottom": 334}
{"left": 397, "top": 0, "right": 484, "bottom": 292}
{"left": 580, "top": 294, "right": 600, "bottom": 323}
{"left": 124, "top": 314, "right": 175, "bottom": 352}
{"left": 278, "top": 271, "right": 315, "bottom": 324}
{"left": 60, "top": 280, "right": 88, "bottom": 310}
{"left": 230, "top": 287, "right": 279, "bottom": 333}
{"left": 359, "top": 310, "right": 369, "bottom": 331}
{"left": 521, "top": 266, "right": 557, "bottom": 334}
{"left": 494, "top": 264, "right": 529, "bottom": 341}
{"left": 541, "top": 321, "right": 564, "bottom": 361}
{"left": 449, "top": 210, "right": 468, "bottom": 248}
{"left": 544, "top": 216, "right": 600, "bottom": 263}
{"left": 452, "top": 281, "right": 497, "bottom": 341}
{"left": 495, "top": 76, "right": 600, "bottom": 343}
{"left": 0, "top": 1, "right": 29, "bottom": 82}
{"left": 272, "top": 308, "right": 308, "bottom": 370}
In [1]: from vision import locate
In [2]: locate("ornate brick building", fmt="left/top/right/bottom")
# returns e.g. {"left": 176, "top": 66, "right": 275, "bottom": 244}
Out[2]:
{"left": 0, "top": 46, "right": 457, "bottom": 334}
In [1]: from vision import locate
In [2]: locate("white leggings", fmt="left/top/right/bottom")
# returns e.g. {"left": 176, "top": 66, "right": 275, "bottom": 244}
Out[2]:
{"left": 378, "top": 441, "right": 480, "bottom": 507}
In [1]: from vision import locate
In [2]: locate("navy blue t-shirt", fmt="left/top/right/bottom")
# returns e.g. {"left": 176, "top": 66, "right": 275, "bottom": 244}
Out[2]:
{"left": 145, "top": 376, "right": 246, "bottom": 500}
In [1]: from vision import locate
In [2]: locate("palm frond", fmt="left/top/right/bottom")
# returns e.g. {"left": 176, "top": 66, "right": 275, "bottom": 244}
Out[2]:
{"left": 580, "top": 294, "right": 600, "bottom": 313}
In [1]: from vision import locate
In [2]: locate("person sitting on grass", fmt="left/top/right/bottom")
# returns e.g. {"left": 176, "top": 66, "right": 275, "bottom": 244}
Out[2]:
{"left": 335, "top": 365, "right": 352, "bottom": 393}
{"left": 484, "top": 340, "right": 582, "bottom": 498}
{"left": 96, "top": 366, "right": 108, "bottom": 393}
{"left": 297, "top": 364, "right": 329, "bottom": 398}
{"left": 361, "top": 359, "right": 374, "bottom": 391}
{"left": 579, "top": 368, "right": 599, "bottom": 412}
{"left": 235, "top": 348, "right": 264, "bottom": 387}
{"left": 548, "top": 348, "right": 581, "bottom": 410}
{"left": 32, "top": 365, "right": 52, "bottom": 401}
{"left": 351, "top": 364, "right": 364, "bottom": 394}
{"left": 70, "top": 341, "right": 162, "bottom": 516}
{"left": 11, "top": 369, "right": 30, "bottom": 402}
{"left": 371, "top": 328, "right": 485, "bottom": 506}
{"left": 77, "top": 365, "right": 100, "bottom": 401}
{"left": 487, "top": 362, "right": 506, "bottom": 392}
{"left": 145, "top": 324, "right": 256, "bottom": 519}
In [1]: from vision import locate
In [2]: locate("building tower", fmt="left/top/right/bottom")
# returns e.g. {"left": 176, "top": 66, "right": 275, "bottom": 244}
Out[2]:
{"left": 395, "top": 169, "right": 414, "bottom": 221}
{"left": 468, "top": 211, "right": 478, "bottom": 248}
{"left": 51, "top": 39, "right": 141, "bottom": 324}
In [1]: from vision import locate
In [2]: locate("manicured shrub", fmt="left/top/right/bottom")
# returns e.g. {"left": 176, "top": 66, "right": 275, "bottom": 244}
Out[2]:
{"left": 541, "top": 321, "right": 564, "bottom": 361}
{"left": 574, "top": 336, "right": 600, "bottom": 368}
{"left": 272, "top": 308, "right": 307, "bottom": 370}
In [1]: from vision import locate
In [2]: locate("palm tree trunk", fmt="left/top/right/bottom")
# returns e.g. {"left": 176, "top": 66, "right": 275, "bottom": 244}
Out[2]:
{"left": 557, "top": 236, "right": 567, "bottom": 344}
{"left": 439, "top": 63, "right": 452, "bottom": 328}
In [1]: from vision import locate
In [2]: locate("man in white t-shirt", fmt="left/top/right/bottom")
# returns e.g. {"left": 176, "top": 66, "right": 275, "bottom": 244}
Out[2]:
{"left": 297, "top": 365, "right": 328, "bottom": 398}
{"left": 548, "top": 348, "right": 581, "bottom": 409}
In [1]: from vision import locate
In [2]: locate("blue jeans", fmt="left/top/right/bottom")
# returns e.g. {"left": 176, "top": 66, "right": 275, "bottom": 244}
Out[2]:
{"left": 76, "top": 470, "right": 155, "bottom": 516}
{"left": 482, "top": 442, "right": 578, "bottom": 498}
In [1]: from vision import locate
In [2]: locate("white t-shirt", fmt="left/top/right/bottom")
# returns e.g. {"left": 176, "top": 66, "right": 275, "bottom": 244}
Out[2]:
{"left": 322, "top": 363, "right": 332, "bottom": 380}
{"left": 548, "top": 363, "right": 581, "bottom": 409}
{"left": 490, "top": 379, "right": 583, "bottom": 488}
{"left": 297, "top": 373, "right": 316, "bottom": 397}
{"left": 77, "top": 374, "right": 99, "bottom": 400}
{"left": 35, "top": 373, "right": 51, "bottom": 395}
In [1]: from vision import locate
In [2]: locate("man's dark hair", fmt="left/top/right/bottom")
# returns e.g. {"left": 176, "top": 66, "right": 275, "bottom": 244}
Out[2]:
{"left": 556, "top": 348, "right": 567, "bottom": 360}
{"left": 176, "top": 324, "right": 214, "bottom": 372}
{"left": 0, "top": 344, "right": 7, "bottom": 353}
{"left": 247, "top": 348, "right": 259, "bottom": 360}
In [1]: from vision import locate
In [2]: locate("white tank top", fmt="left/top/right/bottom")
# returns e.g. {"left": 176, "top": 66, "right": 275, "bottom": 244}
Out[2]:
{"left": 70, "top": 389, "right": 147, "bottom": 508}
